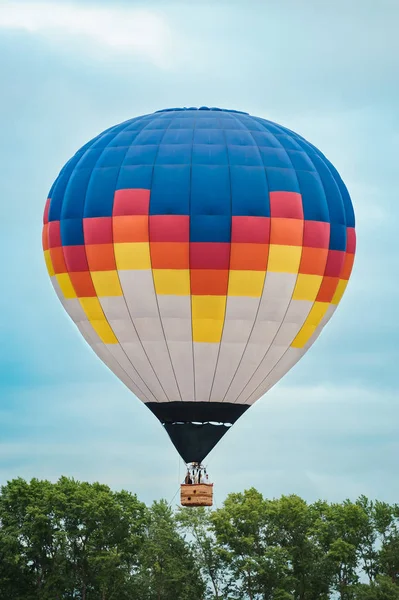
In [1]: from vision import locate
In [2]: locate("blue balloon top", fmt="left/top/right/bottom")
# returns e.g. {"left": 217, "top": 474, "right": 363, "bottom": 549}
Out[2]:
{"left": 48, "top": 107, "right": 355, "bottom": 250}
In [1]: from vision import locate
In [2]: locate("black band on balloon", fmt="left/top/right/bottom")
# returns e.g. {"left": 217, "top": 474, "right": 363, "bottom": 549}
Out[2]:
{"left": 146, "top": 401, "right": 249, "bottom": 425}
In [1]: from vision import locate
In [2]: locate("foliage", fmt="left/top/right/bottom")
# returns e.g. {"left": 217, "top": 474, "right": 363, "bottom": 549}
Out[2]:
{"left": 134, "top": 499, "right": 205, "bottom": 600}
{"left": 0, "top": 478, "right": 398, "bottom": 599}
{"left": 177, "top": 505, "right": 225, "bottom": 599}
{"left": 353, "top": 576, "right": 399, "bottom": 599}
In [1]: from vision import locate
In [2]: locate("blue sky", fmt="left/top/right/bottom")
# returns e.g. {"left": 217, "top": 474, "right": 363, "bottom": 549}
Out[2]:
{"left": 1, "top": 0, "right": 398, "bottom": 506}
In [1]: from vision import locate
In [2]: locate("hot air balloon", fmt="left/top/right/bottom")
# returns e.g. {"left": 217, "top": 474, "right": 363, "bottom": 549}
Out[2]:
{"left": 42, "top": 107, "right": 356, "bottom": 506}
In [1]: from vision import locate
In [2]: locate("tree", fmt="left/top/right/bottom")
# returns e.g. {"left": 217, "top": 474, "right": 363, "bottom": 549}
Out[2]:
{"left": 268, "top": 495, "right": 332, "bottom": 600}
{"left": 177, "top": 506, "right": 225, "bottom": 599}
{"left": 211, "top": 488, "right": 293, "bottom": 599}
{"left": 374, "top": 503, "right": 399, "bottom": 585}
{"left": 379, "top": 536, "right": 399, "bottom": 585}
{"left": 355, "top": 496, "right": 379, "bottom": 582}
{"left": 0, "top": 477, "right": 69, "bottom": 599}
{"left": 0, "top": 477, "right": 148, "bottom": 600}
{"left": 353, "top": 576, "right": 399, "bottom": 600}
{"left": 314, "top": 499, "right": 375, "bottom": 599}
{"left": 134, "top": 500, "right": 205, "bottom": 600}
{"left": 53, "top": 477, "right": 147, "bottom": 599}
{"left": 1, "top": 478, "right": 399, "bottom": 600}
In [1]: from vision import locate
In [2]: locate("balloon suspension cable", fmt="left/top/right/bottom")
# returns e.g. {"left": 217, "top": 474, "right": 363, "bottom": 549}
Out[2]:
{"left": 169, "top": 486, "right": 181, "bottom": 508}
{"left": 169, "top": 457, "right": 185, "bottom": 507}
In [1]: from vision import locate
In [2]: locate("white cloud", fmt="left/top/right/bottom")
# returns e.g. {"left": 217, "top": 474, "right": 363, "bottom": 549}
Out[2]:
{"left": 0, "top": 1, "right": 177, "bottom": 68}
{"left": 3, "top": 380, "right": 398, "bottom": 505}
{"left": 205, "top": 380, "right": 399, "bottom": 502}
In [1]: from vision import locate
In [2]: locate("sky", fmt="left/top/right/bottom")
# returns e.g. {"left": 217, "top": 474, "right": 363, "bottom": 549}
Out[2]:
{"left": 1, "top": 0, "right": 398, "bottom": 507}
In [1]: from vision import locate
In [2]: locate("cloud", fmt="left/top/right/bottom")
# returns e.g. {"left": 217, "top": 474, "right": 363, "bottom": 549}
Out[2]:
{"left": 0, "top": 381, "right": 180, "bottom": 503}
{"left": 0, "top": 1, "right": 176, "bottom": 68}
{"left": 1, "top": 0, "right": 398, "bottom": 508}
{"left": 210, "top": 382, "right": 399, "bottom": 503}
{"left": 2, "top": 380, "right": 398, "bottom": 505}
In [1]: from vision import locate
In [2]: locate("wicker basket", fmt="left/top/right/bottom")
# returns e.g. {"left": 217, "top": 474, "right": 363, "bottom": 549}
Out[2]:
{"left": 180, "top": 483, "right": 213, "bottom": 507}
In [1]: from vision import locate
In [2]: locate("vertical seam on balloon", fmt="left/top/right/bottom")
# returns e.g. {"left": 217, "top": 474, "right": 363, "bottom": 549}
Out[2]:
{"left": 317, "top": 154, "right": 354, "bottom": 292}
{"left": 45, "top": 152, "right": 86, "bottom": 297}
{"left": 218, "top": 115, "right": 275, "bottom": 403}
{"left": 43, "top": 200, "right": 52, "bottom": 271}
{"left": 310, "top": 153, "right": 355, "bottom": 322}
{"left": 247, "top": 134, "right": 344, "bottom": 404}
{"left": 147, "top": 113, "right": 184, "bottom": 402}
{"left": 108, "top": 118, "right": 169, "bottom": 404}
{"left": 242, "top": 161, "right": 333, "bottom": 405}
{"left": 107, "top": 115, "right": 172, "bottom": 402}
{"left": 61, "top": 118, "right": 156, "bottom": 404}
{"left": 231, "top": 121, "right": 306, "bottom": 405}
{"left": 209, "top": 112, "right": 265, "bottom": 403}
{"left": 87, "top": 120, "right": 158, "bottom": 403}
{"left": 189, "top": 113, "right": 197, "bottom": 402}
{"left": 241, "top": 130, "right": 337, "bottom": 405}
{"left": 106, "top": 117, "right": 171, "bottom": 403}
{"left": 80, "top": 119, "right": 156, "bottom": 403}
{"left": 237, "top": 126, "right": 305, "bottom": 404}
{"left": 206, "top": 113, "right": 233, "bottom": 403}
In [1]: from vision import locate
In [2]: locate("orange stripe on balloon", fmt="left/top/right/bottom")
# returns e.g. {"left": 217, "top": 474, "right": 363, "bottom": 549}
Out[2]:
{"left": 49, "top": 247, "right": 67, "bottom": 274}
{"left": 42, "top": 224, "right": 49, "bottom": 251}
{"left": 190, "top": 269, "right": 229, "bottom": 295}
{"left": 269, "top": 217, "right": 303, "bottom": 246}
{"left": 299, "top": 247, "right": 328, "bottom": 276}
{"left": 316, "top": 276, "right": 339, "bottom": 302}
{"left": 86, "top": 244, "right": 116, "bottom": 271}
{"left": 230, "top": 243, "right": 268, "bottom": 270}
{"left": 113, "top": 215, "right": 149, "bottom": 243}
{"left": 150, "top": 242, "right": 189, "bottom": 269}
{"left": 69, "top": 271, "right": 97, "bottom": 297}
{"left": 341, "top": 253, "right": 355, "bottom": 280}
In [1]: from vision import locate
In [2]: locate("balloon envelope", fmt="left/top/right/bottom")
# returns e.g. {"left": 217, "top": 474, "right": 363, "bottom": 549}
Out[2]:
{"left": 42, "top": 107, "right": 356, "bottom": 463}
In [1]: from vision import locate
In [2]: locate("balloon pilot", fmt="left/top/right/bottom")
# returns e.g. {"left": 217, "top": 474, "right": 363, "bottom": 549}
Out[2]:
{"left": 184, "top": 463, "right": 210, "bottom": 485}
{"left": 181, "top": 463, "right": 213, "bottom": 507}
